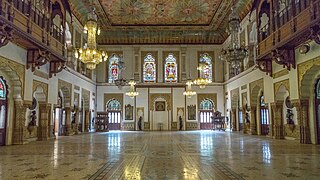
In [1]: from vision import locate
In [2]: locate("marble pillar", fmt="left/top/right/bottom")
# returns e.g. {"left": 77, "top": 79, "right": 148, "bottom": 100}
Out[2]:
{"left": 84, "top": 109, "right": 90, "bottom": 132}
{"left": 231, "top": 108, "right": 236, "bottom": 131}
{"left": 241, "top": 108, "right": 248, "bottom": 134}
{"left": 65, "top": 107, "right": 72, "bottom": 136}
{"left": 292, "top": 99, "right": 311, "bottom": 144}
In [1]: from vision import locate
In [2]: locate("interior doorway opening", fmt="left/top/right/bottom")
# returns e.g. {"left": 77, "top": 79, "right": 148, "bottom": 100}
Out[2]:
{"left": 107, "top": 99, "right": 122, "bottom": 130}
{"left": 0, "top": 77, "right": 8, "bottom": 146}
{"left": 199, "top": 99, "right": 214, "bottom": 130}
{"left": 260, "top": 94, "right": 269, "bottom": 135}
{"left": 315, "top": 78, "right": 320, "bottom": 144}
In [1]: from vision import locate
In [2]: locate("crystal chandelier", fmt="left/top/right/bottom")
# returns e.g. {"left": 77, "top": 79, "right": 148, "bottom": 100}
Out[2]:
{"left": 219, "top": 7, "right": 248, "bottom": 69}
{"left": 114, "top": 56, "right": 127, "bottom": 88}
{"left": 74, "top": 9, "right": 107, "bottom": 70}
{"left": 126, "top": 80, "right": 139, "bottom": 98}
{"left": 194, "top": 62, "right": 212, "bottom": 89}
{"left": 183, "top": 79, "right": 196, "bottom": 98}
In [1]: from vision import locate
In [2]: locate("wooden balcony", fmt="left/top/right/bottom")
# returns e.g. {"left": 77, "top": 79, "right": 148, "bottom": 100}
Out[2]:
{"left": 0, "top": 0, "right": 66, "bottom": 77}
{"left": 256, "top": 0, "right": 320, "bottom": 75}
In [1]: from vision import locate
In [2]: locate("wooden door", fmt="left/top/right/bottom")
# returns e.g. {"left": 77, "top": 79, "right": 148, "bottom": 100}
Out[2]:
{"left": 200, "top": 111, "right": 213, "bottom": 130}
{"left": 108, "top": 111, "right": 121, "bottom": 130}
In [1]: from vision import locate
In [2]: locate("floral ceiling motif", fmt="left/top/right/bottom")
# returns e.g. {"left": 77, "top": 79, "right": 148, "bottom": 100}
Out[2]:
{"left": 67, "top": 0, "right": 253, "bottom": 44}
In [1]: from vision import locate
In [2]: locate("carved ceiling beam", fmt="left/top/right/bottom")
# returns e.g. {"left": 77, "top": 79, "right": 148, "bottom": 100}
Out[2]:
{"left": 49, "top": 60, "right": 65, "bottom": 78}
{"left": 27, "top": 49, "right": 51, "bottom": 72}
{"left": 310, "top": 23, "right": 320, "bottom": 45}
{"left": 0, "top": 22, "right": 13, "bottom": 48}
{"left": 256, "top": 58, "right": 272, "bottom": 76}
{"left": 271, "top": 48, "right": 296, "bottom": 70}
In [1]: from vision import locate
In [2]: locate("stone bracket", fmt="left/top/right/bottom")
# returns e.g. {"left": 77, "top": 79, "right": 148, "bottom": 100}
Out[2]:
{"left": 310, "top": 23, "right": 320, "bottom": 45}
{"left": 256, "top": 58, "right": 272, "bottom": 76}
{"left": 0, "top": 21, "right": 13, "bottom": 48}
{"left": 49, "top": 59, "right": 65, "bottom": 78}
{"left": 27, "top": 49, "right": 51, "bottom": 72}
{"left": 271, "top": 48, "right": 296, "bottom": 70}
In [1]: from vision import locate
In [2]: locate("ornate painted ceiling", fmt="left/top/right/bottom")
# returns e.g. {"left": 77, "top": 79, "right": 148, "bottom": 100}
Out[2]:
{"left": 68, "top": 0, "right": 253, "bottom": 44}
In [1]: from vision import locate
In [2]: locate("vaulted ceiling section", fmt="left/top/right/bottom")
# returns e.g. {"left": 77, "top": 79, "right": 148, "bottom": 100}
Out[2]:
{"left": 68, "top": 0, "right": 253, "bottom": 45}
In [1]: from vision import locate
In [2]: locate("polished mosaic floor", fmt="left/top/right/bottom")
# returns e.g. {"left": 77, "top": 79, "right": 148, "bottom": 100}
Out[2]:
{"left": 0, "top": 131, "right": 320, "bottom": 180}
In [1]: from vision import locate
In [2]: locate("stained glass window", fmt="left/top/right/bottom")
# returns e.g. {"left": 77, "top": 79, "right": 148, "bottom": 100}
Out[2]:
{"left": 199, "top": 53, "right": 213, "bottom": 81}
{"left": 200, "top": 99, "right": 213, "bottom": 110}
{"left": 107, "top": 99, "right": 121, "bottom": 111}
{"left": 143, "top": 54, "right": 156, "bottom": 82}
{"left": 0, "top": 78, "right": 6, "bottom": 100}
{"left": 108, "top": 54, "right": 120, "bottom": 83}
{"left": 164, "top": 54, "right": 177, "bottom": 83}
{"left": 317, "top": 81, "right": 320, "bottom": 99}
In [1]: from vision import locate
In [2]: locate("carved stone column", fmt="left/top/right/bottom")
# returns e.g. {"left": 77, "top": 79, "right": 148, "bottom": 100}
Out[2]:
{"left": 292, "top": 99, "right": 311, "bottom": 144}
{"left": 250, "top": 106, "right": 257, "bottom": 135}
{"left": 84, "top": 108, "right": 90, "bottom": 132}
{"left": 73, "top": 108, "right": 79, "bottom": 135}
{"left": 37, "top": 103, "right": 50, "bottom": 141}
{"left": 231, "top": 108, "right": 236, "bottom": 131}
{"left": 64, "top": 107, "right": 72, "bottom": 136}
{"left": 271, "top": 102, "right": 285, "bottom": 139}
{"left": 181, "top": 47, "right": 187, "bottom": 82}
{"left": 241, "top": 108, "right": 248, "bottom": 134}
{"left": 133, "top": 47, "right": 140, "bottom": 82}
{"left": 12, "top": 100, "right": 30, "bottom": 144}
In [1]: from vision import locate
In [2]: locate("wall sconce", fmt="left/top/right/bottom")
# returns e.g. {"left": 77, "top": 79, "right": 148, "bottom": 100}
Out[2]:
{"left": 299, "top": 43, "right": 310, "bottom": 54}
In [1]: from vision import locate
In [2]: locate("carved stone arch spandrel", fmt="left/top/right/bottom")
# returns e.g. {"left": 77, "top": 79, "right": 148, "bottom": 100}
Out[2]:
{"left": 0, "top": 56, "right": 24, "bottom": 99}
{"left": 33, "top": 80, "right": 48, "bottom": 103}
{"left": 250, "top": 78, "right": 264, "bottom": 106}
{"left": 150, "top": 93, "right": 171, "bottom": 111}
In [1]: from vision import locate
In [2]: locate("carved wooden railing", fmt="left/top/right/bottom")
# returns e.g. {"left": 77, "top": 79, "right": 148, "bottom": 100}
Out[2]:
{"left": 0, "top": 0, "right": 66, "bottom": 77}
{"left": 257, "top": 0, "right": 320, "bottom": 76}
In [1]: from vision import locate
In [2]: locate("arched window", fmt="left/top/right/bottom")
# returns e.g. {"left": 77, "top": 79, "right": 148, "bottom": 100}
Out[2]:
{"left": 200, "top": 99, "right": 214, "bottom": 110}
{"left": 107, "top": 99, "right": 121, "bottom": 111}
{"left": 0, "top": 78, "right": 6, "bottom": 100}
{"left": 199, "top": 53, "right": 213, "bottom": 81}
{"left": 143, "top": 54, "right": 156, "bottom": 82}
{"left": 108, "top": 54, "right": 120, "bottom": 83}
{"left": 164, "top": 54, "right": 178, "bottom": 82}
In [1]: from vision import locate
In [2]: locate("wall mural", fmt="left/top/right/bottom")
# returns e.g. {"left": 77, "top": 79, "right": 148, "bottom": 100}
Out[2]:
{"left": 188, "top": 105, "right": 196, "bottom": 120}
{"left": 125, "top": 104, "right": 133, "bottom": 120}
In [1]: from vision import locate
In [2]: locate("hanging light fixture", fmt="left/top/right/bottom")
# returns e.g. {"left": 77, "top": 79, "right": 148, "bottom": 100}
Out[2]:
{"left": 194, "top": 61, "right": 212, "bottom": 89}
{"left": 183, "top": 79, "right": 196, "bottom": 98}
{"left": 126, "top": 79, "right": 139, "bottom": 98}
{"left": 219, "top": 5, "right": 248, "bottom": 69}
{"left": 74, "top": 8, "right": 107, "bottom": 70}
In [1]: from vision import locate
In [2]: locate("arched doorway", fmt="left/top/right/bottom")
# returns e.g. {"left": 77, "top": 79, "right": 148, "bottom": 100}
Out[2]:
{"left": 199, "top": 98, "right": 214, "bottom": 130}
{"left": 107, "top": 99, "right": 121, "bottom": 130}
{"left": 0, "top": 77, "right": 8, "bottom": 146}
{"left": 315, "top": 78, "right": 320, "bottom": 144}
{"left": 260, "top": 93, "right": 269, "bottom": 135}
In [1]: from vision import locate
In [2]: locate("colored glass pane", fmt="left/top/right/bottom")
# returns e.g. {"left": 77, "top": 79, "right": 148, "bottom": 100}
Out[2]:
{"left": 199, "top": 53, "right": 212, "bottom": 81}
{"left": 107, "top": 99, "right": 121, "bottom": 111}
{"left": 0, "top": 79, "right": 6, "bottom": 99}
{"left": 164, "top": 54, "right": 177, "bottom": 82}
{"left": 200, "top": 99, "right": 213, "bottom": 110}
{"left": 108, "top": 54, "right": 120, "bottom": 83}
{"left": 143, "top": 54, "right": 156, "bottom": 82}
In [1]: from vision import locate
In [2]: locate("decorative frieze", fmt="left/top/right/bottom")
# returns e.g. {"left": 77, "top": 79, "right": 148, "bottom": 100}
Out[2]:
{"left": 272, "top": 69, "right": 289, "bottom": 79}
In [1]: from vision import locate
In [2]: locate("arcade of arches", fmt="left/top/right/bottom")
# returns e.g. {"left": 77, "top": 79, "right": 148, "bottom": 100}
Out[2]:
{"left": 1, "top": 0, "right": 320, "bottom": 179}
